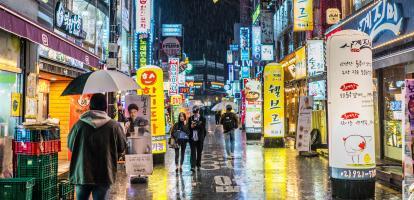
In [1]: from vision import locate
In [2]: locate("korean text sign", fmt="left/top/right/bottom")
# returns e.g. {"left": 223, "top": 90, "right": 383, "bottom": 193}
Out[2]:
{"left": 244, "top": 79, "right": 262, "bottom": 133}
{"left": 327, "top": 30, "right": 375, "bottom": 180}
{"left": 263, "top": 63, "right": 284, "bottom": 137}
{"left": 293, "top": 0, "right": 313, "bottom": 31}
{"left": 307, "top": 40, "right": 324, "bottom": 77}
{"left": 136, "top": 66, "right": 166, "bottom": 154}
{"left": 136, "top": 0, "right": 151, "bottom": 33}
{"left": 168, "top": 58, "right": 180, "bottom": 95}
{"left": 240, "top": 27, "right": 250, "bottom": 61}
{"left": 296, "top": 96, "right": 313, "bottom": 152}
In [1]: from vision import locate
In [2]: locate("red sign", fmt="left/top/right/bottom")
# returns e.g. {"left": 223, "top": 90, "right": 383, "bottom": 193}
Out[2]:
{"left": 341, "top": 112, "right": 360, "bottom": 120}
{"left": 141, "top": 70, "right": 157, "bottom": 85}
{"left": 179, "top": 87, "right": 190, "bottom": 94}
{"left": 340, "top": 82, "right": 359, "bottom": 91}
{"left": 168, "top": 58, "right": 180, "bottom": 95}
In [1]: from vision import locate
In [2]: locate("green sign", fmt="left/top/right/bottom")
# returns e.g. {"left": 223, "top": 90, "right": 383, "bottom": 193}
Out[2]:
{"left": 139, "top": 38, "right": 147, "bottom": 67}
{"left": 252, "top": 5, "right": 261, "bottom": 25}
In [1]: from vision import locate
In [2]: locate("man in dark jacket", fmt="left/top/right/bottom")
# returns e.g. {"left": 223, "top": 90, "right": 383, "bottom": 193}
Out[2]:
{"left": 220, "top": 105, "right": 239, "bottom": 157}
{"left": 68, "top": 93, "right": 127, "bottom": 200}
{"left": 188, "top": 106, "right": 207, "bottom": 171}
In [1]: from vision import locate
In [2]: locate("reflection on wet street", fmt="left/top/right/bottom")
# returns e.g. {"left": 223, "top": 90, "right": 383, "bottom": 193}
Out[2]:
{"left": 108, "top": 117, "right": 401, "bottom": 200}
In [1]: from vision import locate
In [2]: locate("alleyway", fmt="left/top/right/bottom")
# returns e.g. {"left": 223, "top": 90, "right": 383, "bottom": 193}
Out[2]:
{"left": 108, "top": 117, "right": 401, "bottom": 200}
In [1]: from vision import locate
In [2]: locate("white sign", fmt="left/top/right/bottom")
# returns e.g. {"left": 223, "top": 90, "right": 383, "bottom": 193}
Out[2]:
{"left": 227, "top": 50, "right": 233, "bottom": 63}
{"left": 125, "top": 154, "right": 153, "bottom": 175}
{"left": 307, "top": 40, "right": 325, "bottom": 76}
{"left": 178, "top": 72, "right": 186, "bottom": 87}
{"left": 168, "top": 58, "right": 180, "bottom": 95}
{"left": 245, "top": 79, "right": 262, "bottom": 133}
{"left": 136, "top": 0, "right": 151, "bottom": 33}
{"left": 162, "top": 37, "right": 181, "bottom": 57}
{"left": 261, "top": 45, "right": 274, "bottom": 61}
{"left": 327, "top": 30, "right": 375, "bottom": 180}
{"left": 326, "top": 8, "right": 340, "bottom": 25}
{"left": 296, "top": 96, "right": 313, "bottom": 152}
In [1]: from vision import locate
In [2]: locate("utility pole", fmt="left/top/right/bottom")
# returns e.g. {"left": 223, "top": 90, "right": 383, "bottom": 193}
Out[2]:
{"left": 108, "top": 0, "right": 119, "bottom": 119}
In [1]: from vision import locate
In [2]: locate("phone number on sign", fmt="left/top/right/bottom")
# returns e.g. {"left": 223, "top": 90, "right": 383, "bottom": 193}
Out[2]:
{"left": 339, "top": 169, "right": 376, "bottom": 179}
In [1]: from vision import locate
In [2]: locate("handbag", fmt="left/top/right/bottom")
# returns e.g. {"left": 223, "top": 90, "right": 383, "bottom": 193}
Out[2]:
{"left": 177, "top": 130, "right": 189, "bottom": 140}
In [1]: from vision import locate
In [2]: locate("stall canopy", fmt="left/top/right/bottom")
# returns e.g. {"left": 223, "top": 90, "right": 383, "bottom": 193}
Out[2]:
{"left": 0, "top": 3, "right": 100, "bottom": 67}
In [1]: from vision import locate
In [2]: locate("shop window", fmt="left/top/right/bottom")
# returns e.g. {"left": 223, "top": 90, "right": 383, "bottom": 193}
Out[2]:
{"left": 383, "top": 66, "right": 404, "bottom": 154}
{"left": 0, "top": 71, "right": 22, "bottom": 137}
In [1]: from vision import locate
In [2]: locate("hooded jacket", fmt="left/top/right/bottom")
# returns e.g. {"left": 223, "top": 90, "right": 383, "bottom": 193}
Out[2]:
{"left": 68, "top": 110, "right": 127, "bottom": 185}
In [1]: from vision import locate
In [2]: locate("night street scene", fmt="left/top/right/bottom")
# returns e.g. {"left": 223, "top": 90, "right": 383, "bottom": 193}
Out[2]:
{"left": 0, "top": 0, "right": 413, "bottom": 199}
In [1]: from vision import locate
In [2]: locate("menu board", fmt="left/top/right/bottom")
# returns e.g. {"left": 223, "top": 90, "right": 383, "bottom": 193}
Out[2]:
{"left": 296, "top": 96, "right": 313, "bottom": 152}
{"left": 244, "top": 79, "right": 262, "bottom": 133}
{"left": 327, "top": 30, "right": 375, "bottom": 180}
{"left": 263, "top": 63, "right": 284, "bottom": 138}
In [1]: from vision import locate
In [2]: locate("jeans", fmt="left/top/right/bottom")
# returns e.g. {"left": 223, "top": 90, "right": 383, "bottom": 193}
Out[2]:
{"left": 190, "top": 139, "right": 204, "bottom": 168}
{"left": 76, "top": 184, "right": 110, "bottom": 200}
{"left": 224, "top": 130, "right": 235, "bottom": 155}
{"left": 174, "top": 140, "right": 187, "bottom": 166}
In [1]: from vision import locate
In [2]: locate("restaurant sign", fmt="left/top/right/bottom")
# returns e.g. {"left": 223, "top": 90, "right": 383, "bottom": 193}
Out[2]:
{"left": 55, "top": 1, "right": 86, "bottom": 39}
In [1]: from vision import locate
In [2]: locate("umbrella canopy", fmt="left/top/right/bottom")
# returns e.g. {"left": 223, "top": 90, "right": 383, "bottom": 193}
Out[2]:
{"left": 61, "top": 70, "right": 140, "bottom": 96}
{"left": 211, "top": 102, "right": 238, "bottom": 112}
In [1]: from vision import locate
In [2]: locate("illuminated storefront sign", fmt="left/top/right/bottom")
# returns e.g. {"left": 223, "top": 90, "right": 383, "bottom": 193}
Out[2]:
{"left": 308, "top": 80, "right": 326, "bottom": 100}
{"left": 227, "top": 50, "right": 233, "bottom": 63}
{"left": 252, "top": 26, "right": 261, "bottom": 61}
{"left": 261, "top": 11, "right": 274, "bottom": 44}
{"left": 170, "top": 94, "right": 183, "bottom": 106}
{"left": 295, "top": 47, "right": 306, "bottom": 79}
{"left": 240, "top": 27, "right": 250, "bottom": 61}
{"left": 241, "top": 66, "right": 250, "bottom": 78}
{"left": 293, "top": 0, "right": 313, "bottom": 31}
{"left": 136, "top": 66, "right": 166, "bottom": 154}
{"left": 326, "top": 8, "right": 341, "bottom": 25}
{"left": 327, "top": 30, "right": 375, "bottom": 180}
{"left": 38, "top": 45, "right": 84, "bottom": 69}
{"left": 55, "top": 1, "right": 86, "bottom": 39}
{"left": 228, "top": 64, "right": 234, "bottom": 81}
{"left": 136, "top": 0, "right": 151, "bottom": 33}
{"left": 261, "top": 45, "right": 274, "bottom": 61}
{"left": 162, "top": 24, "right": 182, "bottom": 37}
{"left": 252, "top": 5, "right": 261, "bottom": 25}
{"left": 168, "top": 58, "right": 180, "bottom": 95}
{"left": 263, "top": 63, "right": 284, "bottom": 137}
{"left": 244, "top": 79, "right": 262, "bottom": 133}
{"left": 139, "top": 37, "right": 147, "bottom": 68}
{"left": 162, "top": 37, "right": 181, "bottom": 57}
{"left": 307, "top": 40, "right": 324, "bottom": 76}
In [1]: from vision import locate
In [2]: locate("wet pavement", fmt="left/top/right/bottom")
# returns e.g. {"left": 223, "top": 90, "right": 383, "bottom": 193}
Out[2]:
{"left": 108, "top": 117, "right": 402, "bottom": 200}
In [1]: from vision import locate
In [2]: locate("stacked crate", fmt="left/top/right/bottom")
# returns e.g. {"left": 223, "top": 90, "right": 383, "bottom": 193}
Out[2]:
{"left": 58, "top": 179, "right": 74, "bottom": 200}
{"left": 13, "top": 126, "right": 61, "bottom": 200}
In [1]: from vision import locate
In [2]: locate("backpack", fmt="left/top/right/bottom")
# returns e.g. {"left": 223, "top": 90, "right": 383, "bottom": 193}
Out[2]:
{"left": 222, "top": 113, "right": 235, "bottom": 132}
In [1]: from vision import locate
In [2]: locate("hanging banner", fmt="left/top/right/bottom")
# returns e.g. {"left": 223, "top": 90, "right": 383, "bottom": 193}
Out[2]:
{"left": 10, "top": 93, "right": 21, "bottom": 117}
{"left": 260, "top": 10, "right": 274, "bottom": 44}
{"left": 69, "top": 95, "right": 91, "bottom": 129}
{"left": 307, "top": 40, "right": 325, "bottom": 77}
{"left": 136, "top": 66, "right": 167, "bottom": 154}
{"left": 136, "top": 0, "right": 151, "bottom": 33}
{"left": 252, "top": 26, "right": 261, "bottom": 61}
{"left": 404, "top": 80, "right": 414, "bottom": 199}
{"left": 295, "top": 46, "right": 306, "bottom": 79}
{"left": 244, "top": 79, "right": 262, "bottom": 133}
{"left": 240, "top": 27, "right": 250, "bottom": 61}
{"left": 327, "top": 30, "right": 375, "bottom": 180}
{"left": 293, "top": 0, "right": 313, "bottom": 31}
{"left": 263, "top": 63, "right": 284, "bottom": 138}
{"left": 168, "top": 58, "right": 180, "bottom": 95}
{"left": 296, "top": 96, "right": 313, "bottom": 152}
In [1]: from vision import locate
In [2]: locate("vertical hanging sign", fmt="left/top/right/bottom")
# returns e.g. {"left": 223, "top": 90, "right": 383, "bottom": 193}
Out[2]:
{"left": 327, "top": 30, "right": 375, "bottom": 180}
{"left": 263, "top": 63, "right": 284, "bottom": 138}
{"left": 293, "top": 0, "right": 313, "bottom": 31}
{"left": 168, "top": 58, "right": 179, "bottom": 95}
{"left": 136, "top": 0, "right": 151, "bottom": 33}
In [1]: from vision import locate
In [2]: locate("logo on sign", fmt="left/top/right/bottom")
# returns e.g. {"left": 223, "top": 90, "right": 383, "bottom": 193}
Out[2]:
{"left": 55, "top": 1, "right": 85, "bottom": 39}
{"left": 357, "top": 0, "right": 404, "bottom": 41}
{"left": 340, "top": 83, "right": 359, "bottom": 91}
{"left": 340, "top": 39, "right": 371, "bottom": 52}
{"left": 162, "top": 37, "right": 181, "bottom": 57}
{"left": 327, "top": 8, "right": 341, "bottom": 25}
{"left": 41, "top": 34, "right": 49, "bottom": 46}
{"left": 141, "top": 71, "right": 157, "bottom": 85}
{"left": 341, "top": 112, "right": 360, "bottom": 120}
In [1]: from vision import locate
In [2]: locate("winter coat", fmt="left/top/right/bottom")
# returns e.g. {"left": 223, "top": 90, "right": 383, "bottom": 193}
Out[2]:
{"left": 188, "top": 115, "right": 207, "bottom": 141}
{"left": 68, "top": 110, "right": 127, "bottom": 185}
{"left": 170, "top": 122, "right": 190, "bottom": 141}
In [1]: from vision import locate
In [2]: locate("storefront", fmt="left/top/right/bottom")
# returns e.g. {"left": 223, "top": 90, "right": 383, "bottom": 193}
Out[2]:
{"left": 0, "top": 30, "right": 23, "bottom": 137}
{"left": 326, "top": 0, "right": 414, "bottom": 161}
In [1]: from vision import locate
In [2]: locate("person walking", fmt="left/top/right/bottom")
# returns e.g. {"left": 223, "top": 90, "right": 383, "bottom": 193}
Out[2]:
{"left": 68, "top": 93, "right": 127, "bottom": 200}
{"left": 215, "top": 110, "right": 221, "bottom": 125}
{"left": 220, "top": 105, "right": 239, "bottom": 157}
{"left": 188, "top": 106, "right": 206, "bottom": 172}
{"left": 170, "top": 112, "right": 190, "bottom": 173}
{"left": 117, "top": 103, "right": 126, "bottom": 123}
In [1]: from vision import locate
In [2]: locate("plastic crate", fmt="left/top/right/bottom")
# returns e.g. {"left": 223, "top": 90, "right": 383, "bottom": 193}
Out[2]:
{"left": 13, "top": 140, "right": 61, "bottom": 155}
{"left": 58, "top": 180, "right": 74, "bottom": 200}
{"left": 15, "top": 126, "right": 60, "bottom": 142}
{"left": 0, "top": 178, "right": 35, "bottom": 200}
{"left": 34, "top": 176, "right": 58, "bottom": 192}
{"left": 33, "top": 185, "right": 58, "bottom": 200}
{"left": 17, "top": 154, "right": 58, "bottom": 179}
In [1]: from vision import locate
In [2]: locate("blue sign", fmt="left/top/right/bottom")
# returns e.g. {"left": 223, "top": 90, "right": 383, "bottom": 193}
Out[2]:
{"left": 240, "top": 27, "right": 250, "bottom": 61}
{"left": 228, "top": 64, "right": 234, "bottom": 81}
{"left": 252, "top": 26, "right": 261, "bottom": 61}
{"left": 162, "top": 24, "right": 183, "bottom": 37}
{"left": 241, "top": 66, "right": 250, "bottom": 78}
{"left": 339, "top": 0, "right": 413, "bottom": 47}
{"left": 230, "top": 44, "right": 239, "bottom": 51}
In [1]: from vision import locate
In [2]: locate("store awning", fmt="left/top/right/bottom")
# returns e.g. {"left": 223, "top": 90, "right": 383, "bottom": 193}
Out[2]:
{"left": 0, "top": 3, "right": 100, "bottom": 67}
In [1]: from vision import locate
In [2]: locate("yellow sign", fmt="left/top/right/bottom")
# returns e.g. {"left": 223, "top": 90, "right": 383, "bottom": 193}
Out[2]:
{"left": 295, "top": 47, "right": 307, "bottom": 79}
{"left": 170, "top": 95, "right": 182, "bottom": 106}
{"left": 38, "top": 79, "right": 50, "bottom": 93}
{"left": 263, "top": 63, "right": 284, "bottom": 138}
{"left": 136, "top": 66, "right": 167, "bottom": 154}
{"left": 293, "top": 0, "right": 313, "bottom": 31}
{"left": 11, "top": 93, "right": 21, "bottom": 117}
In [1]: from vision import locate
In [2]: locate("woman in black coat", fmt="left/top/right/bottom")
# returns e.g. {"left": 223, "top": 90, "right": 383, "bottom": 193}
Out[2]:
{"left": 170, "top": 112, "right": 190, "bottom": 173}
